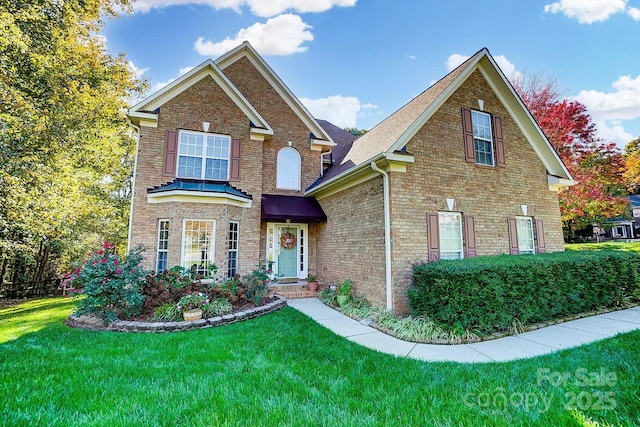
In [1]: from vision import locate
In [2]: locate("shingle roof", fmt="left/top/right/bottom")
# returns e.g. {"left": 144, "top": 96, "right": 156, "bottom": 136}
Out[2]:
{"left": 148, "top": 179, "right": 252, "bottom": 199}
{"left": 341, "top": 53, "right": 476, "bottom": 167}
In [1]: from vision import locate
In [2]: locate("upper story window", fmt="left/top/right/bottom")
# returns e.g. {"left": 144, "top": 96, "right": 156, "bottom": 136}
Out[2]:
{"left": 462, "top": 108, "right": 506, "bottom": 168}
{"left": 276, "top": 147, "right": 301, "bottom": 190}
{"left": 472, "top": 111, "right": 494, "bottom": 166}
{"left": 177, "top": 130, "right": 230, "bottom": 181}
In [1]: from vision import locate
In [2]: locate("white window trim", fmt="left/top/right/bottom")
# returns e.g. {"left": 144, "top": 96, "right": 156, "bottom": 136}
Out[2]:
{"left": 181, "top": 219, "right": 216, "bottom": 273}
{"left": 471, "top": 110, "right": 494, "bottom": 166}
{"left": 276, "top": 147, "right": 301, "bottom": 190}
{"left": 227, "top": 221, "right": 239, "bottom": 278}
{"left": 156, "top": 219, "right": 169, "bottom": 273}
{"left": 177, "top": 130, "right": 231, "bottom": 181}
{"left": 516, "top": 216, "right": 535, "bottom": 255}
{"left": 265, "top": 222, "right": 308, "bottom": 279}
{"left": 438, "top": 212, "right": 464, "bottom": 260}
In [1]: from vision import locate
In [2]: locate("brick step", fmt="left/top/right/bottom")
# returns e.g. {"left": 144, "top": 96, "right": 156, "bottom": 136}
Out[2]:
{"left": 269, "top": 284, "right": 318, "bottom": 299}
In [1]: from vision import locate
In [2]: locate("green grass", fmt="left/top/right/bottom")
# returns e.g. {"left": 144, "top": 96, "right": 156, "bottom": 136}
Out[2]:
{"left": 566, "top": 240, "right": 640, "bottom": 254}
{"left": 1, "top": 298, "right": 639, "bottom": 426}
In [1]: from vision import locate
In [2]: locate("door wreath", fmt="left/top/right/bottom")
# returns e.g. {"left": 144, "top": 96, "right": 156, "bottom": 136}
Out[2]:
{"left": 280, "top": 231, "right": 296, "bottom": 249}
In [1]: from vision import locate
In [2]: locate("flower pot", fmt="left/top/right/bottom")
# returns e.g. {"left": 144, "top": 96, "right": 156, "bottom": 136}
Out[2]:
{"left": 183, "top": 308, "right": 203, "bottom": 322}
{"left": 336, "top": 294, "right": 350, "bottom": 306}
{"left": 307, "top": 281, "right": 319, "bottom": 292}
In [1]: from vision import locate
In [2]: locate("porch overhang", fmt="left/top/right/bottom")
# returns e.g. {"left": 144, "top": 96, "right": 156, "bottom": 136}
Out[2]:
{"left": 261, "top": 195, "right": 327, "bottom": 222}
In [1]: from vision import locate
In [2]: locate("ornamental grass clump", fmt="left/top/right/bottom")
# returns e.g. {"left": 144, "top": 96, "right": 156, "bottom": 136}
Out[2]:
{"left": 66, "top": 242, "right": 149, "bottom": 323}
{"left": 176, "top": 292, "right": 209, "bottom": 313}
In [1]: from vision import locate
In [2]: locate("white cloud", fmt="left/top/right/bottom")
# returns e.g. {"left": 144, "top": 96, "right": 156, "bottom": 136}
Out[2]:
{"left": 543, "top": 0, "right": 628, "bottom": 24}
{"left": 574, "top": 75, "right": 640, "bottom": 146}
{"left": 575, "top": 75, "right": 640, "bottom": 121}
{"left": 149, "top": 66, "right": 195, "bottom": 93}
{"left": 628, "top": 7, "right": 640, "bottom": 19}
{"left": 300, "top": 95, "right": 376, "bottom": 128}
{"left": 247, "top": 0, "right": 356, "bottom": 18}
{"left": 132, "top": 0, "right": 356, "bottom": 17}
{"left": 194, "top": 14, "right": 313, "bottom": 56}
{"left": 446, "top": 53, "right": 522, "bottom": 81}
{"left": 127, "top": 61, "right": 150, "bottom": 79}
{"left": 594, "top": 120, "right": 634, "bottom": 146}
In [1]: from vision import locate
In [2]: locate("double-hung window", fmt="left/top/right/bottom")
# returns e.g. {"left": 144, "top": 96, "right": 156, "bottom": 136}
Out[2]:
{"left": 227, "top": 221, "right": 239, "bottom": 278}
{"left": 438, "top": 212, "right": 464, "bottom": 260}
{"left": 156, "top": 220, "right": 169, "bottom": 273}
{"left": 177, "top": 131, "right": 230, "bottom": 181}
{"left": 516, "top": 217, "right": 535, "bottom": 254}
{"left": 472, "top": 110, "right": 494, "bottom": 166}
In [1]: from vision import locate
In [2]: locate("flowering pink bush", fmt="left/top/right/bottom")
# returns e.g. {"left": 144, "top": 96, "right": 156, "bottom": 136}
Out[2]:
{"left": 65, "top": 242, "right": 148, "bottom": 323}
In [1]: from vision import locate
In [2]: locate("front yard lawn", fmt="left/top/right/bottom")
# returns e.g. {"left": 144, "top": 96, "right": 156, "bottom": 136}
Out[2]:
{"left": 1, "top": 297, "right": 639, "bottom": 426}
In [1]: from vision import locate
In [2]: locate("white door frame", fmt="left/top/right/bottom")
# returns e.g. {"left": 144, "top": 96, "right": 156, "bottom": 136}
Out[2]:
{"left": 266, "top": 222, "right": 308, "bottom": 279}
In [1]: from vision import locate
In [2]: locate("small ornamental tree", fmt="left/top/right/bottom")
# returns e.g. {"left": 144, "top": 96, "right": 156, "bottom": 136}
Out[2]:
{"left": 66, "top": 242, "right": 148, "bottom": 323}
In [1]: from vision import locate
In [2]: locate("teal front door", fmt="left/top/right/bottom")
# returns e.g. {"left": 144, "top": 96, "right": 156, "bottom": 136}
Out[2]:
{"left": 277, "top": 226, "right": 298, "bottom": 278}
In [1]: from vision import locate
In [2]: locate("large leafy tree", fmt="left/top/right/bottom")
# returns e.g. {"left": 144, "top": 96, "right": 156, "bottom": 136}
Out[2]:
{"left": 0, "top": 0, "right": 144, "bottom": 285}
{"left": 512, "top": 75, "right": 628, "bottom": 239}
{"left": 623, "top": 137, "right": 640, "bottom": 194}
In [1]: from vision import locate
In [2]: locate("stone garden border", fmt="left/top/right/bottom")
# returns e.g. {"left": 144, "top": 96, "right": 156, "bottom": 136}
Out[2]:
{"left": 66, "top": 295, "right": 287, "bottom": 332}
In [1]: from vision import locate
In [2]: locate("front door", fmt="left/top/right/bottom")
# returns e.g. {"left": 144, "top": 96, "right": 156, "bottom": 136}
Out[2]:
{"left": 266, "top": 223, "right": 308, "bottom": 279}
{"left": 277, "top": 226, "right": 298, "bottom": 278}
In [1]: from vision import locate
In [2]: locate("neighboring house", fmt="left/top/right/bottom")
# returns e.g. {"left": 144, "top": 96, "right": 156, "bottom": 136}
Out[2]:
{"left": 631, "top": 195, "right": 640, "bottom": 236}
{"left": 127, "top": 42, "right": 573, "bottom": 313}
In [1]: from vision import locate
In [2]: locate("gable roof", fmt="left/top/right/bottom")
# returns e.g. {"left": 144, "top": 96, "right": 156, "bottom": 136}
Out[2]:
{"left": 127, "top": 57, "right": 273, "bottom": 140}
{"left": 215, "top": 41, "right": 335, "bottom": 148}
{"left": 309, "top": 48, "right": 574, "bottom": 195}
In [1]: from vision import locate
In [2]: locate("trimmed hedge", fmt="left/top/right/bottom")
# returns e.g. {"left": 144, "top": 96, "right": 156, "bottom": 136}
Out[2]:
{"left": 407, "top": 251, "right": 640, "bottom": 334}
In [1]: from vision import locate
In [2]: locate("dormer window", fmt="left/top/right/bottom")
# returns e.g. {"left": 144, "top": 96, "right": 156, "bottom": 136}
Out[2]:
{"left": 276, "top": 147, "right": 301, "bottom": 190}
{"left": 177, "top": 130, "right": 230, "bottom": 181}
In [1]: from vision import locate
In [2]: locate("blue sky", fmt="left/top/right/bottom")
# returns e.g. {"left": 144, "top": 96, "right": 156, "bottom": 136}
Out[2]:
{"left": 103, "top": 0, "right": 640, "bottom": 148}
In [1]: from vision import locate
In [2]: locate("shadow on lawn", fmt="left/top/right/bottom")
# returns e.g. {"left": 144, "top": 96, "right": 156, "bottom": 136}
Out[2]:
{"left": 0, "top": 297, "right": 77, "bottom": 344}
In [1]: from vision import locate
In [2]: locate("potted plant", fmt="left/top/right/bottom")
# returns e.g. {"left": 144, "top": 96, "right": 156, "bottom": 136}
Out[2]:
{"left": 336, "top": 279, "right": 353, "bottom": 306}
{"left": 306, "top": 274, "right": 319, "bottom": 292}
{"left": 177, "top": 292, "right": 209, "bottom": 321}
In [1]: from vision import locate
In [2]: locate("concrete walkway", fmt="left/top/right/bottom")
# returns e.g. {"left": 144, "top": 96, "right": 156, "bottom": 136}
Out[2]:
{"left": 286, "top": 298, "right": 640, "bottom": 363}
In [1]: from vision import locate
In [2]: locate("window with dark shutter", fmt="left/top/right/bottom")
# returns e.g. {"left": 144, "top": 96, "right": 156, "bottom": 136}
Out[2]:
{"left": 464, "top": 215, "right": 477, "bottom": 258}
{"left": 535, "top": 219, "right": 546, "bottom": 253}
{"left": 164, "top": 129, "right": 178, "bottom": 177}
{"left": 507, "top": 217, "right": 519, "bottom": 254}
{"left": 461, "top": 108, "right": 505, "bottom": 167}
{"left": 427, "top": 213, "right": 440, "bottom": 261}
{"left": 230, "top": 138, "right": 241, "bottom": 181}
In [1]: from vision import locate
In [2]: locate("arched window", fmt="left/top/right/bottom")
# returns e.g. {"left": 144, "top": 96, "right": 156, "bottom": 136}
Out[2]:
{"left": 276, "top": 147, "right": 301, "bottom": 190}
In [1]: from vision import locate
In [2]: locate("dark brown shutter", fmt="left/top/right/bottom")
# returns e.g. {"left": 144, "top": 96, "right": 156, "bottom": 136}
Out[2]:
{"left": 229, "top": 138, "right": 241, "bottom": 181}
{"left": 461, "top": 108, "right": 475, "bottom": 163}
{"left": 493, "top": 115, "right": 506, "bottom": 167}
{"left": 464, "top": 215, "right": 477, "bottom": 258}
{"left": 535, "top": 219, "right": 546, "bottom": 253}
{"left": 427, "top": 213, "right": 440, "bottom": 261}
{"left": 163, "top": 129, "right": 178, "bottom": 177}
{"left": 507, "top": 217, "right": 519, "bottom": 254}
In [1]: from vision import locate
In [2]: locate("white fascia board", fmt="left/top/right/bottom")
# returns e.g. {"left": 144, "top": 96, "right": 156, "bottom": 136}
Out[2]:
{"left": 147, "top": 190, "right": 252, "bottom": 208}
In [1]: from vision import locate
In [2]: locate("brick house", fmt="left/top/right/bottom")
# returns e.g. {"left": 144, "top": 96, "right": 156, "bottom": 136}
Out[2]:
{"left": 127, "top": 43, "right": 573, "bottom": 313}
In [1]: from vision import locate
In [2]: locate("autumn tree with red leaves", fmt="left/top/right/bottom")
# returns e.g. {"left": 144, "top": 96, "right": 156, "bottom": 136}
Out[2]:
{"left": 512, "top": 75, "right": 628, "bottom": 240}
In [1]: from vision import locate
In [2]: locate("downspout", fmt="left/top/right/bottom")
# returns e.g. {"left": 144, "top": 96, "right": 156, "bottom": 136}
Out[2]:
{"left": 126, "top": 120, "right": 141, "bottom": 253}
{"left": 370, "top": 161, "right": 392, "bottom": 310}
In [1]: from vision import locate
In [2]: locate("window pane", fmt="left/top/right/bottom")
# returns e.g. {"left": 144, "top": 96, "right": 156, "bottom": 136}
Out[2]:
{"left": 183, "top": 220, "right": 215, "bottom": 276}
{"left": 517, "top": 217, "right": 535, "bottom": 254}
{"left": 439, "top": 212, "right": 463, "bottom": 259}
{"left": 178, "top": 131, "right": 230, "bottom": 180}
{"left": 471, "top": 111, "right": 494, "bottom": 166}
{"left": 276, "top": 148, "right": 301, "bottom": 190}
{"left": 227, "top": 221, "right": 239, "bottom": 278}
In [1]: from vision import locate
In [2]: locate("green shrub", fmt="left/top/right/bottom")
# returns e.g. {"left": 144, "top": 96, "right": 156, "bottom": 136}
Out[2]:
{"left": 243, "top": 264, "right": 276, "bottom": 306}
{"left": 67, "top": 242, "right": 149, "bottom": 323}
{"left": 152, "top": 303, "right": 181, "bottom": 322}
{"left": 203, "top": 298, "right": 233, "bottom": 317}
{"left": 408, "top": 251, "right": 640, "bottom": 334}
